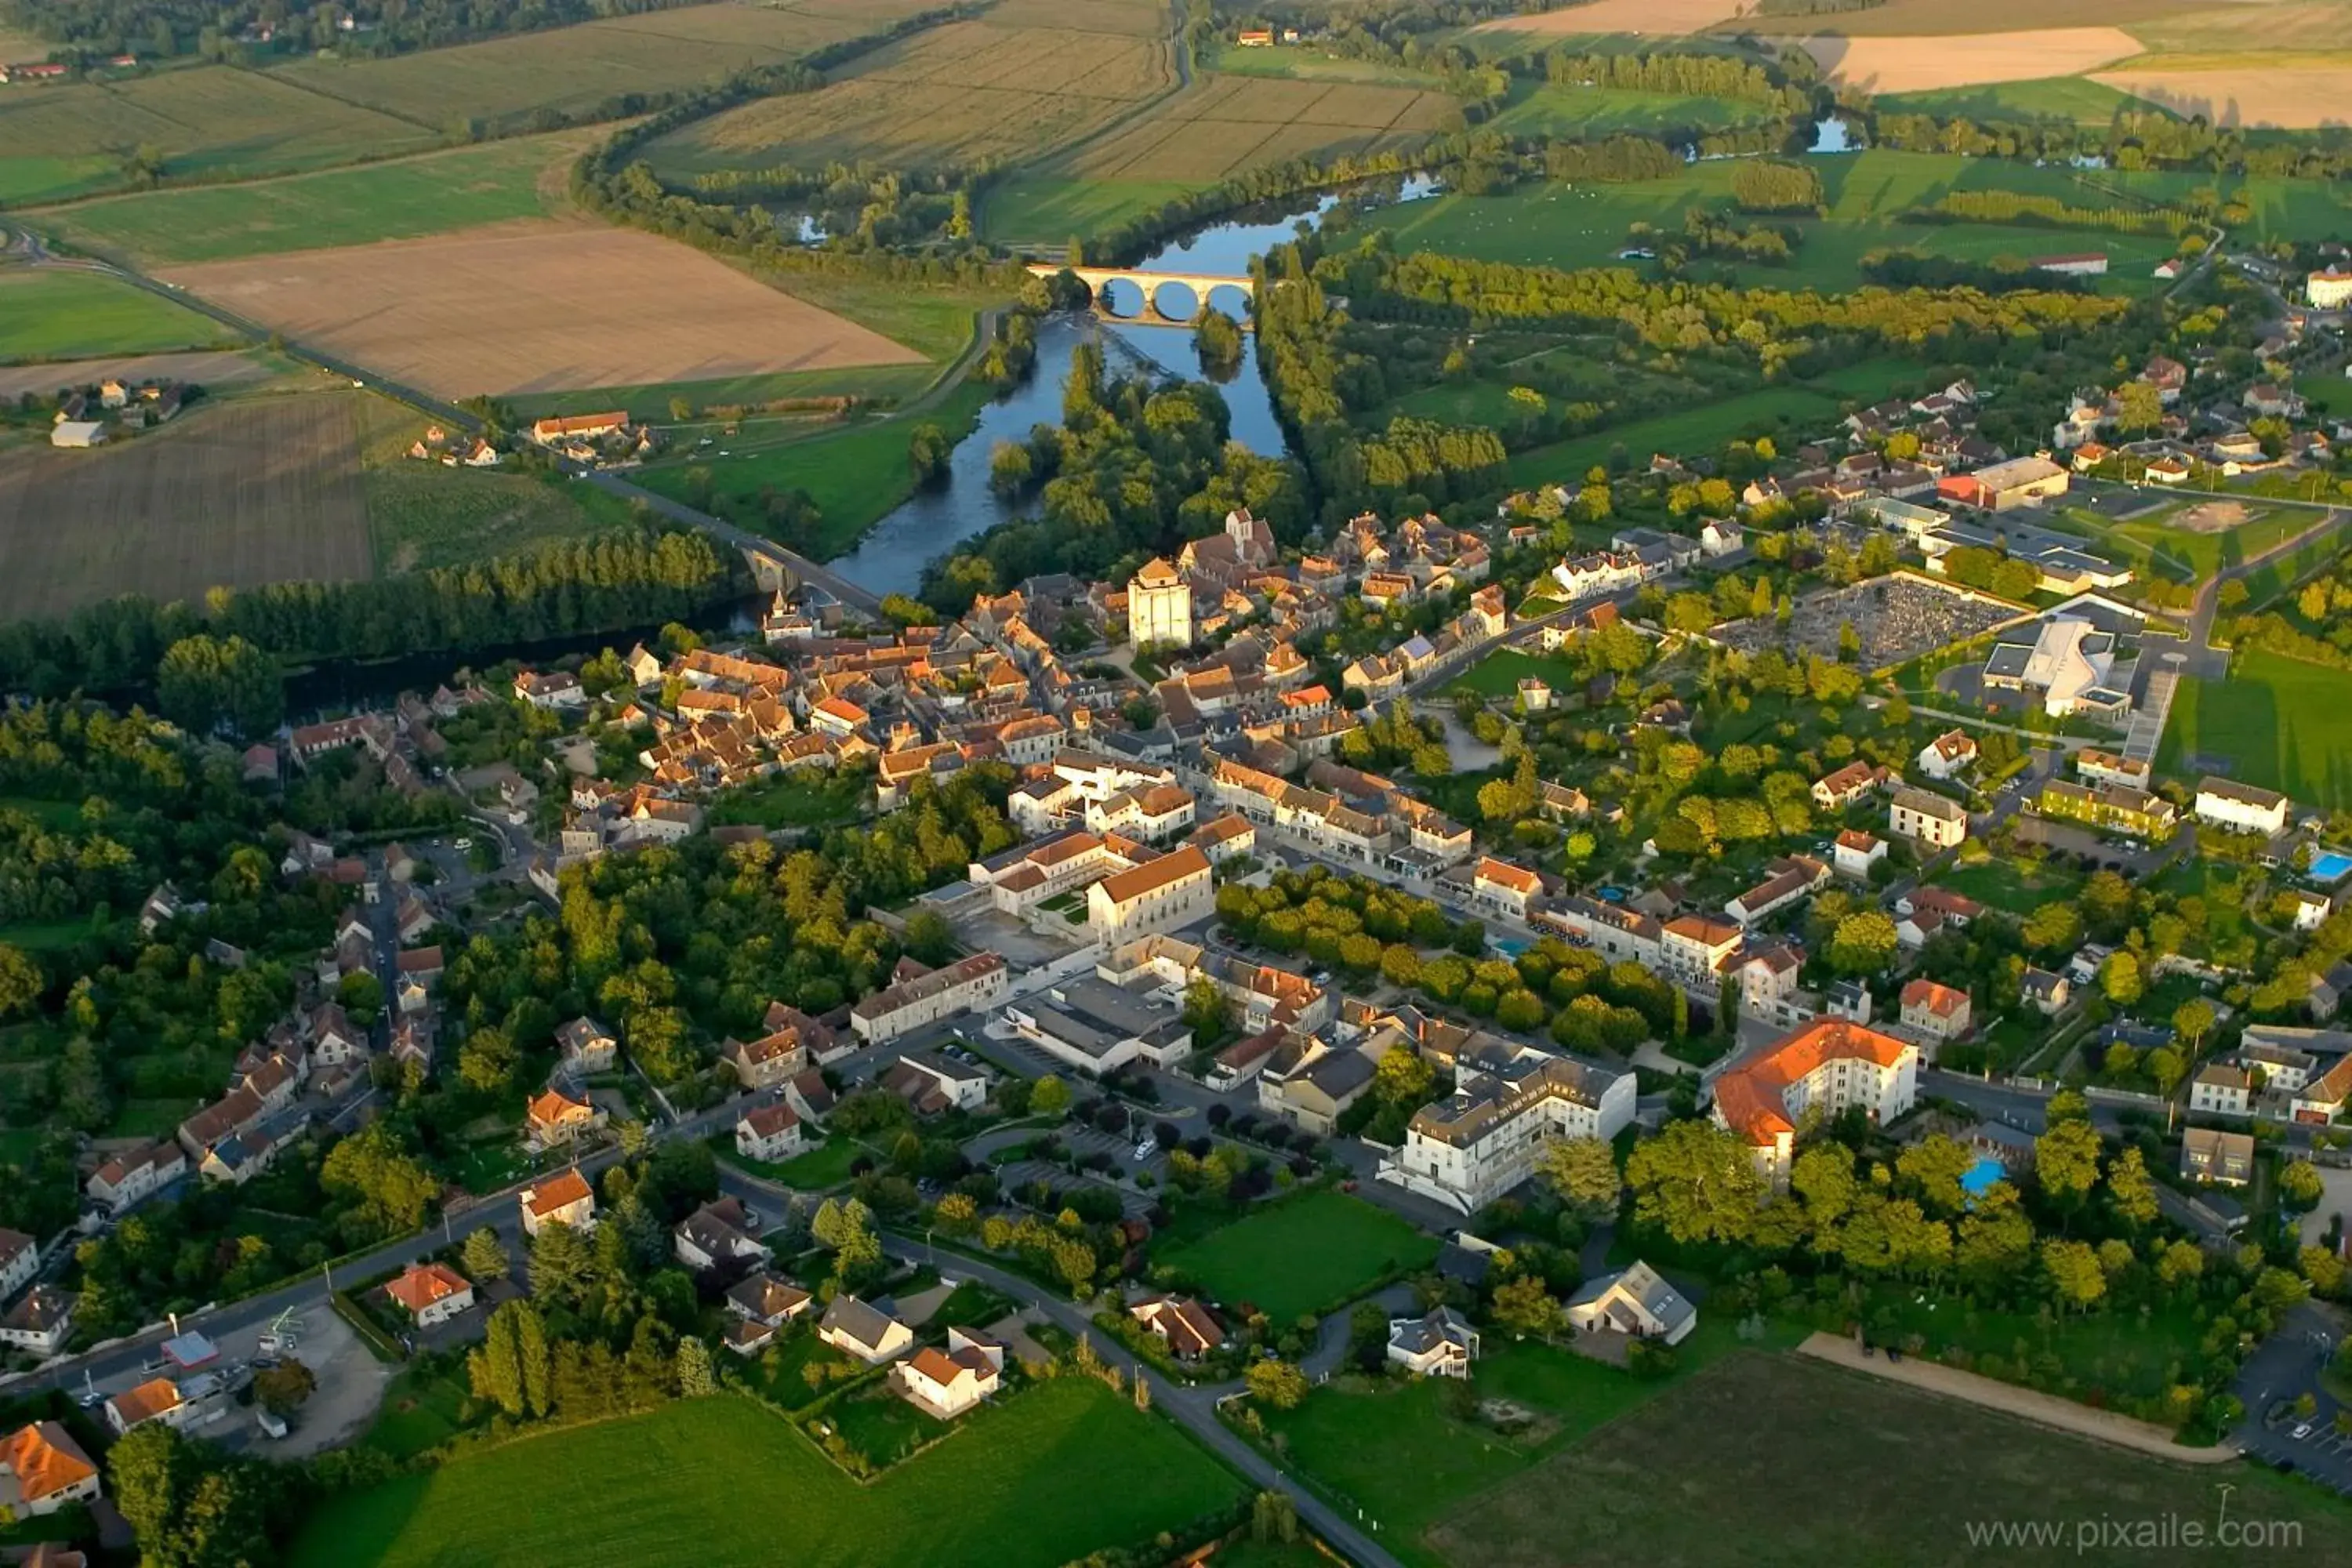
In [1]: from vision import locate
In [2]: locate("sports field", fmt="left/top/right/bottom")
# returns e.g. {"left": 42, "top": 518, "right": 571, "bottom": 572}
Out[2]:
{"left": 1428, "top": 1352, "right": 2352, "bottom": 1568}
{"left": 271, "top": 1, "right": 939, "bottom": 132}
{"left": 1155, "top": 1189, "right": 1439, "bottom": 1323}
{"left": 0, "top": 393, "right": 373, "bottom": 617}
{"left": 643, "top": 2, "right": 1177, "bottom": 180}
{"left": 2158, "top": 647, "right": 2352, "bottom": 811}
{"left": 292, "top": 1380, "right": 1241, "bottom": 1568}
{"left": 986, "top": 71, "right": 1457, "bottom": 241}
{"left": 34, "top": 131, "right": 598, "bottom": 267}
{"left": 0, "top": 271, "right": 231, "bottom": 362}
{"left": 0, "top": 66, "right": 435, "bottom": 205}
{"left": 162, "top": 223, "right": 925, "bottom": 401}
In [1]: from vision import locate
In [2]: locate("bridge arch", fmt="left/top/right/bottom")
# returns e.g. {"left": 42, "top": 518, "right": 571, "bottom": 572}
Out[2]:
{"left": 1027, "top": 263, "right": 1255, "bottom": 328}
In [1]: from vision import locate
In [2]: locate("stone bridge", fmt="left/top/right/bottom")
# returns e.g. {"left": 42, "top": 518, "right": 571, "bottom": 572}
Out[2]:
{"left": 1026, "top": 263, "right": 1255, "bottom": 327}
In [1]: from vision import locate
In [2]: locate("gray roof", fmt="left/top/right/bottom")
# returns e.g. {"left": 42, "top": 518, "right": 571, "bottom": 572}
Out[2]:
{"left": 818, "top": 1294, "right": 902, "bottom": 1351}
{"left": 1388, "top": 1305, "right": 1475, "bottom": 1356}
{"left": 1566, "top": 1261, "right": 1695, "bottom": 1337}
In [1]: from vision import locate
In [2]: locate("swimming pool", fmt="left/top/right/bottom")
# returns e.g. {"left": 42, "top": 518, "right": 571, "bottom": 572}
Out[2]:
{"left": 1492, "top": 936, "right": 1531, "bottom": 959}
{"left": 2310, "top": 848, "right": 2352, "bottom": 885}
{"left": 1959, "top": 1156, "right": 2006, "bottom": 1204}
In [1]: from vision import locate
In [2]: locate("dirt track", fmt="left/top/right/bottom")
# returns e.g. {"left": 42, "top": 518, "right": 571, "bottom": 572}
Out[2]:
{"left": 162, "top": 222, "right": 924, "bottom": 401}
{"left": 1797, "top": 1331, "right": 2236, "bottom": 1464}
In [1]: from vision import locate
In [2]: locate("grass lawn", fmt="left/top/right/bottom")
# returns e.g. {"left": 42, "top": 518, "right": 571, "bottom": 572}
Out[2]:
{"left": 1446, "top": 648, "right": 1588, "bottom": 699}
{"left": 1489, "top": 83, "right": 1763, "bottom": 136}
{"left": 1933, "top": 856, "right": 2085, "bottom": 915}
{"left": 1426, "top": 1351, "right": 2352, "bottom": 1567}
{"left": 2158, "top": 648, "right": 2352, "bottom": 811}
{"left": 710, "top": 770, "right": 869, "bottom": 830}
{"left": 742, "top": 1327, "right": 864, "bottom": 1412}
{"left": 635, "top": 379, "right": 992, "bottom": 563}
{"left": 2090, "top": 503, "right": 2309, "bottom": 584}
{"left": 1201, "top": 42, "right": 1449, "bottom": 89}
{"left": 0, "top": 271, "right": 234, "bottom": 363}
{"left": 0, "top": 913, "right": 103, "bottom": 953}
{"left": 743, "top": 1137, "right": 866, "bottom": 1191}
{"left": 826, "top": 1381, "right": 938, "bottom": 1468}
{"left": 982, "top": 174, "right": 1207, "bottom": 246}
{"left": 1850, "top": 1286, "right": 2203, "bottom": 1405}
{"left": 1156, "top": 1189, "right": 1438, "bottom": 1323}
{"left": 2297, "top": 370, "right": 2351, "bottom": 420}
{"left": 1262, "top": 1319, "right": 1798, "bottom": 1563}
{"left": 294, "top": 1380, "right": 1243, "bottom": 1568}
{"left": 34, "top": 131, "right": 595, "bottom": 267}
{"left": 1875, "top": 76, "right": 2156, "bottom": 123}
{"left": 363, "top": 1364, "right": 474, "bottom": 1460}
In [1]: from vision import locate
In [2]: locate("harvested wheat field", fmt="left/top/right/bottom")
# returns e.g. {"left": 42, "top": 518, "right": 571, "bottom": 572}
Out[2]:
{"left": 1069, "top": 76, "right": 1459, "bottom": 183}
{"left": 2090, "top": 65, "right": 2352, "bottom": 126}
{"left": 162, "top": 224, "right": 924, "bottom": 401}
{"left": 0, "top": 350, "right": 290, "bottom": 405}
{"left": 1469, "top": 0, "right": 1742, "bottom": 36}
{"left": 0, "top": 394, "right": 372, "bottom": 617}
{"left": 1805, "top": 28, "right": 2143, "bottom": 92}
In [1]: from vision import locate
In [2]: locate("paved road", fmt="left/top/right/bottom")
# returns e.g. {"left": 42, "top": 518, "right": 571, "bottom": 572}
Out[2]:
{"left": 717, "top": 1163, "right": 1408, "bottom": 1568}
{"left": 2178, "top": 504, "right": 2349, "bottom": 680}
{"left": 2233, "top": 1303, "right": 2352, "bottom": 1492}
{"left": 583, "top": 470, "right": 883, "bottom": 614}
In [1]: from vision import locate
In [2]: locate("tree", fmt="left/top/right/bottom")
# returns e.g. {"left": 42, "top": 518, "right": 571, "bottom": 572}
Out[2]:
{"left": 1245, "top": 1358, "right": 1309, "bottom": 1410}
{"left": 319, "top": 1122, "right": 437, "bottom": 1238}
{"left": 2022, "top": 901, "right": 2082, "bottom": 955}
{"left": 252, "top": 1358, "right": 318, "bottom": 1416}
{"left": 676, "top": 1335, "right": 717, "bottom": 1397}
{"left": 461, "top": 1227, "right": 510, "bottom": 1283}
{"left": 2114, "top": 379, "right": 2164, "bottom": 435}
{"left": 907, "top": 423, "right": 953, "bottom": 487}
{"left": 2172, "top": 998, "right": 2216, "bottom": 1051}
{"left": 473, "top": 1298, "right": 525, "bottom": 1415}
{"left": 1491, "top": 1273, "right": 1565, "bottom": 1338}
{"left": 2106, "top": 1145, "right": 2158, "bottom": 1227}
{"left": 1626, "top": 1119, "right": 1765, "bottom": 1244}
{"left": 156, "top": 633, "right": 283, "bottom": 738}
{"left": 1194, "top": 307, "right": 1245, "bottom": 376}
{"left": 2100, "top": 950, "right": 2143, "bottom": 1007}
{"left": 902, "top": 907, "right": 956, "bottom": 966}
{"left": 1374, "top": 1044, "right": 1436, "bottom": 1109}
{"left": 2042, "top": 1237, "right": 2107, "bottom": 1312}
{"left": 529, "top": 1220, "right": 595, "bottom": 1307}
{"left": 1032, "top": 1075, "right": 1069, "bottom": 1117}
{"left": 1827, "top": 910, "right": 1899, "bottom": 975}
{"left": 2279, "top": 1159, "right": 2325, "bottom": 1213}
{"left": 2145, "top": 1045, "right": 2188, "bottom": 1095}
{"left": 2034, "top": 1118, "right": 2103, "bottom": 1206}
{"left": 0, "top": 944, "right": 41, "bottom": 1019}
{"left": 1540, "top": 1136, "right": 1621, "bottom": 1219}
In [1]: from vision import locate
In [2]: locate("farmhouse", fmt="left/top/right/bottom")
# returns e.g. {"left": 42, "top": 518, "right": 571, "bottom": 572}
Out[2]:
{"left": 531, "top": 412, "right": 629, "bottom": 445}
{"left": 49, "top": 421, "right": 108, "bottom": 448}
{"left": 893, "top": 1328, "right": 1004, "bottom": 1419}
{"left": 2032, "top": 253, "right": 2109, "bottom": 277}
{"left": 818, "top": 1295, "right": 913, "bottom": 1363}
{"left": 520, "top": 1168, "right": 597, "bottom": 1236}
{"left": 1889, "top": 787, "right": 1966, "bottom": 850}
{"left": 383, "top": 1262, "right": 474, "bottom": 1328}
{"left": 0, "top": 1421, "right": 100, "bottom": 1517}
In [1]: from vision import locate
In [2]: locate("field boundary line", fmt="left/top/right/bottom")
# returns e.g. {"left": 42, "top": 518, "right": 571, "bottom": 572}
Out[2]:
{"left": 1795, "top": 1332, "right": 2234, "bottom": 1464}
{"left": 227, "top": 59, "right": 443, "bottom": 132}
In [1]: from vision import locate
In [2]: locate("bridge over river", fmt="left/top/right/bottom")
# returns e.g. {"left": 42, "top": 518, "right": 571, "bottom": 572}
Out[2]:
{"left": 1026, "top": 263, "right": 1255, "bottom": 327}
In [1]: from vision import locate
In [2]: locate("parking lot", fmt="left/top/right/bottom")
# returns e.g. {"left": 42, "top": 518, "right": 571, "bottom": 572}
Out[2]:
{"left": 2234, "top": 1304, "right": 2352, "bottom": 1494}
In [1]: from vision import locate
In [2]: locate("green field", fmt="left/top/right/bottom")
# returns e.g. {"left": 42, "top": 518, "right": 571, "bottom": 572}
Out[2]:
{"left": 636, "top": 380, "right": 992, "bottom": 563}
{"left": 1489, "top": 83, "right": 1764, "bottom": 136}
{"left": 2159, "top": 647, "right": 2352, "bottom": 811}
{"left": 1933, "top": 856, "right": 2085, "bottom": 916}
{"left": 1875, "top": 76, "right": 2158, "bottom": 123}
{"left": 981, "top": 175, "right": 1205, "bottom": 247}
{"left": 294, "top": 1381, "right": 1242, "bottom": 1568}
{"left": 1156, "top": 1189, "right": 1438, "bottom": 1323}
{"left": 356, "top": 397, "right": 639, "bottom": 572}
{"left": 0, "top": 65, "right": 435, "bottom": 205}
{"left": 1504, "top": 383, "right": 1847, "bottom": 487}
{"left": 1429, "top": 1351, "right": 2352, "bottom": 1568}
{"left": 1201, "top": 42, "right": 1450, "bottom": 89}
{"left": 2077, "top": 499, "right": 2312, "bottom": 583}
{"left": 35, "top": 132, "right": 593, "bottom": 267}
{"left": 1448, "top": 648, "right": 1591, "bottom": 699}
{"left": 0, "top": 270, "right": 233, "bottom": 362}
{"left": 1363, "top": 149, "right": 2194, "bottom": 292}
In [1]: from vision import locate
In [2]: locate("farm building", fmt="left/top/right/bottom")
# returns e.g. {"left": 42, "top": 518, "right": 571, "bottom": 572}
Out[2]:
{"left": 49, "top": 421, "right": 108, "bottom": 448}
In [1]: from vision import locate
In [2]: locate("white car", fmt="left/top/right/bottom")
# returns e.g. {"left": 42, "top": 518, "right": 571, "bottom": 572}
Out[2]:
{"left": 2292, "top": 1421, "right": 2315, "bottom": 1439}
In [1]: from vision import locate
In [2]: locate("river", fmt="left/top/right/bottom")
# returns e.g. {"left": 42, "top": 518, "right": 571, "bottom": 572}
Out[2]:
{"left": 826, "top": 176, "right": 1439, "bottom": 600}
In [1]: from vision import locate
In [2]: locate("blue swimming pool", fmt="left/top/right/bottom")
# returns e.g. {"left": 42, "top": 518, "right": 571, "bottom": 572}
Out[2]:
{"left": 2310, "top": 849, "right": 2352, "bottom": 885}
{"left": 1959, "top": 1156, "right": 2005, "bottom": 1203}
{"left": 1492, "top": 936, "right": 1531, "bottom": 959}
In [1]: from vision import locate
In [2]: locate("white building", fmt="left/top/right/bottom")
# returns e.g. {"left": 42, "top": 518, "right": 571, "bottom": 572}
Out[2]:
{"left": 0, "top": 1228, "right": 35, "bottom": 1300}
{"left": 735, "top": 1102, "right": 805, "bottom": 1163}
{"left": 2310, "top": 267, "right": 2352, "bottom": 310}
{"left": 383, "top": 1262, "right": 475, "bottom": 1328}
{"left": 1915, "top": 729, "right": 1978, "bottom": 782}
{"left": 0, "top": 1420, "right": 100, "bottom": 1515}
{"left": 1832, "top": 829, "right": 1886, "bottom": 880}
{"left": 1128, "top": 557, "right": 1193, "bottom": 652}
{"left": 1565, "top": 1260, "right": 1697, "bottom": 1345}
{"left": 894, "top": 1329, "right": 1004, "bottom": 1419}
{"left": 1087, "top": 845, "right": 1214, "bottom": 948}
{"left": 1386, "top": 1306, "right": 1479, "bottom": 1377}
{"left": 1710, "top": 1020, "right": 1918, "bottom": 1186}
{"left": 2189, "top": 1064, "right": 2252, "bottom": 1117}
{"left": 1385, "top": 1049, "right": 1635, "bottom": 1215}
{"left": 2194, "top": 778, "right": 2288, "bottom": 837}
{"left": 1980, "top": 617, "right": 2122, "bottom": 717}
{"left": 850, "top": 953, "right": 1010, "bottom": 1044}
{"left": 1889, "top": 787, "right": 1967, "bottom": 850}
{"left": 519, "top": 1168, "right": 597, "bottom": 1237}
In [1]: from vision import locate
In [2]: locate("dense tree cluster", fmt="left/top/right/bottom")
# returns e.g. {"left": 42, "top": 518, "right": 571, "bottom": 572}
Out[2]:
{"left": 1729, "top": 159, "right": 1824, "bottom": 216}
{"left": 920, "top": 346, "right": 1305, "bottom": 612}
{"left": 1907, "top": 188, "right": 2192, "bottom": 238}
{"left": 1542, "top": 48, "right": 1811, "bottom": 115}
{"left": 2, "top": 0, "right": 697, "bottom": 62}
{"left": 0, "top": 528, "right": 742, "bottom": 714}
